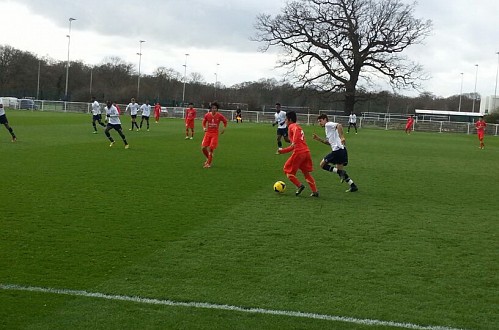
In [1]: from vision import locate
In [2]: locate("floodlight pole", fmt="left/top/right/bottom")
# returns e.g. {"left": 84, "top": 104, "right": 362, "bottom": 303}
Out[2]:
{"left": 89, "top": 67, "right": 93, "bottom": 97}
{"left": 182, "top": 53, "right": 189, "bottom": 105}
{"left": 36, "top": 60, "right": 41, "bottom": 100}
{"left": 137, "top": 40, "right": 145, "bottom": 100}
{"left": 458, "top": 73, "right": 463, "bottom": 112}
{"left": 494, "top": 52, "right": 499, "bottom": 111}
{"left": 472, "top": 64, "right": 478, "bottom": 112}
{"left": 214, "top": 63, "right": 220, "bottom": 99}
{"left": 64, "top": 17, "right": 76, "bottom": 101}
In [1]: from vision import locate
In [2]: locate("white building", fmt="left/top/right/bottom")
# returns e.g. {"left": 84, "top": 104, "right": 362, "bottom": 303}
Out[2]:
{"left": 480, "top": 95, "right": 499, "bottom": 114}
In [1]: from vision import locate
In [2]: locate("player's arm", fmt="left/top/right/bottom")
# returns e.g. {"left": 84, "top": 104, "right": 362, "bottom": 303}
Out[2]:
{"left": 278, "top": 143, "right": 295, "bottom": 154}
{"left": 337, "top": 124, "right": 346, "bottom": 145}
{"left": 312, "top": 133, "right": 330, "bottom": 145}
{"left": 220, "top": 116, "right": 228, "bottom": 134}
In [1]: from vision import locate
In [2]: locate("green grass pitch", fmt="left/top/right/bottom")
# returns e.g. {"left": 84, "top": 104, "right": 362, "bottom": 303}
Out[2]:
{"left": 0, "top": 111, "right": 497, "bottom": 329}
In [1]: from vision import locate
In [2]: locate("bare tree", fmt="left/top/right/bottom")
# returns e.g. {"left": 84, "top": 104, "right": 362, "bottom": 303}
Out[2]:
{"left": 254, "top": 0, "right": 432, "bottom": 112}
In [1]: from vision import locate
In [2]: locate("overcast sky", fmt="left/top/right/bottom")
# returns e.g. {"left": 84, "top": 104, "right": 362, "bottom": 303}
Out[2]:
{"left": 1, "top": 0, "right": 498, "bottom": 100}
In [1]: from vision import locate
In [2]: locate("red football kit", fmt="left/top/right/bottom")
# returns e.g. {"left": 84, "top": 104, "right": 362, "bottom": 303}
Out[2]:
{"left": 280, "top": 122, "right": 314, "bottom": 173}
{"left": 278, "top": 122, "right": 317, "bottom": 193}
{"left": 185, "top": 108, "right": 197, "bottom": 129}
{"left": 154, "top": 104, "right": 161, "bottom": 121}
{"left": 475, "top": 119, "right": 486, "bottom": 148}
{"left": 202, "top": 111, "right": 227, "bottom": 150}
{"left": 405, "top": 117, "right": 414, "bottom": 130}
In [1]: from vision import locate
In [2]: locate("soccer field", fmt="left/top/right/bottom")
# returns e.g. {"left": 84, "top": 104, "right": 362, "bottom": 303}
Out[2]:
{"left": 0, "top": 111, "right": 497, "bottom": 329}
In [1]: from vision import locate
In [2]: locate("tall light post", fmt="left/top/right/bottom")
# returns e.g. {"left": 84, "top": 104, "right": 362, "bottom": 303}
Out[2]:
{"left": 214, "top": 63, "right": 220, "bottom": 99}
{"left": 458, "top": 72, "right": 463, "bottom": 112}
{"left": 182, "top": 53, "right": 189, "bottom": 105}
{"left": 64, "top": 17, "right": 76, "bottom": 100}
{"left": 137, "top": 40, "right": 145, "bottom": 100}
{"left": 494, "top": 51, "right": 499, "bottom": 111}
{"left": 472, "top": 64, "right": 478, "bottom": 112}
{"left": 89, "top": 66, "right": 93, "bottom": 97}
{"left": 36, "top": 60, "right": 41, "bottom": 100}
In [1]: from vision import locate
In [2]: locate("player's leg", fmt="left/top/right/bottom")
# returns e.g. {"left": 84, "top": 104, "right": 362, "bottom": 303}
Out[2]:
{"left": 98, "top": 114, "right": 105, "bottom": 127}
{"left": 206, "top": 136, "right": 219, "bottom": 166}
{"left": 115, "top": 126, "right": 129, "bottom": 147}
{"left": 283, "top": 154, "right": 304, "bottom": 195}
{"left": 104, "top": 125, "right": 115, "bottom": 146}
{"left": 92, "top": 116, "right": 98, "bottom": 132}
{"left": 3, "top": 122, "right": 16, "bottom": 141}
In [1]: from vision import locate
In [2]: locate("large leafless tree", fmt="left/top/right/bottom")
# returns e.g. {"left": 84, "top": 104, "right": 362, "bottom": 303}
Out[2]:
{"left": 254, "top": 0, "right": 432, "bottom": 112}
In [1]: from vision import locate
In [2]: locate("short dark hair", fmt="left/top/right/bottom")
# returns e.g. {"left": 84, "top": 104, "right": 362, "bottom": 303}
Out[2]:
{"left": 275, "top": 102, "right": 281, "bottom": 106}
{"left": 211, "top": 101, "right": 219, "bottom": 109}
{"left": 317, "top": 114, "right": 328, "bottom": 121}
{"left": 286, "top": 111, "right": 297, "bottom": 123}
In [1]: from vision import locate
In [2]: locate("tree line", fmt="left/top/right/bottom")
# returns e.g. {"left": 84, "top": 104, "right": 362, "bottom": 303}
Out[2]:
{"left": 0, "top": 44, "right": 479, "bottom": 114}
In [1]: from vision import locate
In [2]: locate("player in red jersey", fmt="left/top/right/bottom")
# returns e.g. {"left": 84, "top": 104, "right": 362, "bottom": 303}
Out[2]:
{"left": 277, "top": 111, "right": 319, "bottom": 197}
{"left": 201, "top": 102, "right": 227, "bottom": 168}
{"left": 405, "top": 115, "right": 415, "bottom": 134}
{"left": 185, "top": 102, "right": 197, "bottom": 139}
{"left": 475, "top": 116, "right": 487, "bottom": 149}
{"left": 154, "top": 102, "right": 161, "bottom": 123}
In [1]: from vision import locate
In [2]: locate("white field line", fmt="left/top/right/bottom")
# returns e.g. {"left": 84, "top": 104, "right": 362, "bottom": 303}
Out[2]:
{"left": 0, "top": 283, "right": 465, "bottom": 330}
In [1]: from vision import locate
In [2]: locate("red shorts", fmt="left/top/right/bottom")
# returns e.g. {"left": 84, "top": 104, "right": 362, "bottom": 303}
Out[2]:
{"left": 202, "top": 132, "right": 219, "bottom": 150}
{"left": 185, "top": 119, "right": 195, "bottom": 129}
{"left": 283, "top": 151, "right": 313, "bottom": 175}
{"left": 477, "top": 131, "right": 484, "bottom": 140}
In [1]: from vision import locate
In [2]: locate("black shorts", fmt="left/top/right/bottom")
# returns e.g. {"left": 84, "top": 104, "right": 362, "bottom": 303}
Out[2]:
{"left": 93, "top": 114, "right": 102, "bottom": 121}
{"left": 0, "top": 114, "right": 8, "bottom": 125}
{"left": 131, "top": 115, "right": 137, "bottom": 119}
{"left": 277, "top": 127, "right": 288, "bottom": 137}
{"left": 324, "top": 148, "right": 348, "bottom": 166}
{"left": 106, "top": 123, "right": 123, "bottom": 131}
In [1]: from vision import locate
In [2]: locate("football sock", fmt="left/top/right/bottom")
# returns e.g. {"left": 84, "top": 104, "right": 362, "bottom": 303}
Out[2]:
{"left": 93, "top": 123, "right": 97, "bottom": 131}
{"left": 322, "top": 164, "right": 333, "bottom": 172}
{"left": 8, "top": 127, "right": 15, "bottom": 137}
{"left": 304, "top": 172, "right": 317, "bottom": 192}
{"left": 277, "top": 140, "right": 282, "bottom": 148}
{"left": 286, "top": 173, "right": 301, "bottom": 187}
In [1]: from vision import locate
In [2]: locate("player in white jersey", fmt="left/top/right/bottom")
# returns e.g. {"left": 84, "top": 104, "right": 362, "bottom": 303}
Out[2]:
{"left": 91, "top": 97, "right": 106, "bottom": 133}
{"left": 0, "top": 99, "right": 17, "bottom": 142}
{"left": 126, "top": 97, "right": 140, "bottom": 131}
{"left": 347, "top": 112, "right": 358, "bottom": 134}
{"left": 104, "top": 101, "right": 129, "bottom": 149}
{"left": 272, "top": 102, "right": 290, "bottom": 153}
{"left": 312, "top": 114, "right": 358, "bottom": 192}
{"left": 139, "top": 100, "right": 151, "bottom": 131}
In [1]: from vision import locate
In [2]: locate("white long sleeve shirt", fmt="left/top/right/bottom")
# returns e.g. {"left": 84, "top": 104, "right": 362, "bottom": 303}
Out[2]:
{"left": 274, "top": 111, "right": 287, "bottom": 129}
{"left": 91, "top": 100, "right": 101, "bottom": 115}
{"left": 325, "top": 122, "right": 345, "bottom": 151}
{"left": 139, "top": 103, "right": 151, "bottom": 117}
{"left": 106, "top": 105, "right": 121, "bottom": 125}
{"left": 126, "top": 102, "right": 139, "bottom": 115}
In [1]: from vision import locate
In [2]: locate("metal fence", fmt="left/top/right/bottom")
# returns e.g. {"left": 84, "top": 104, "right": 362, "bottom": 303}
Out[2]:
{"left": 22, "top": 100, "right": 499, "bottom": 136}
